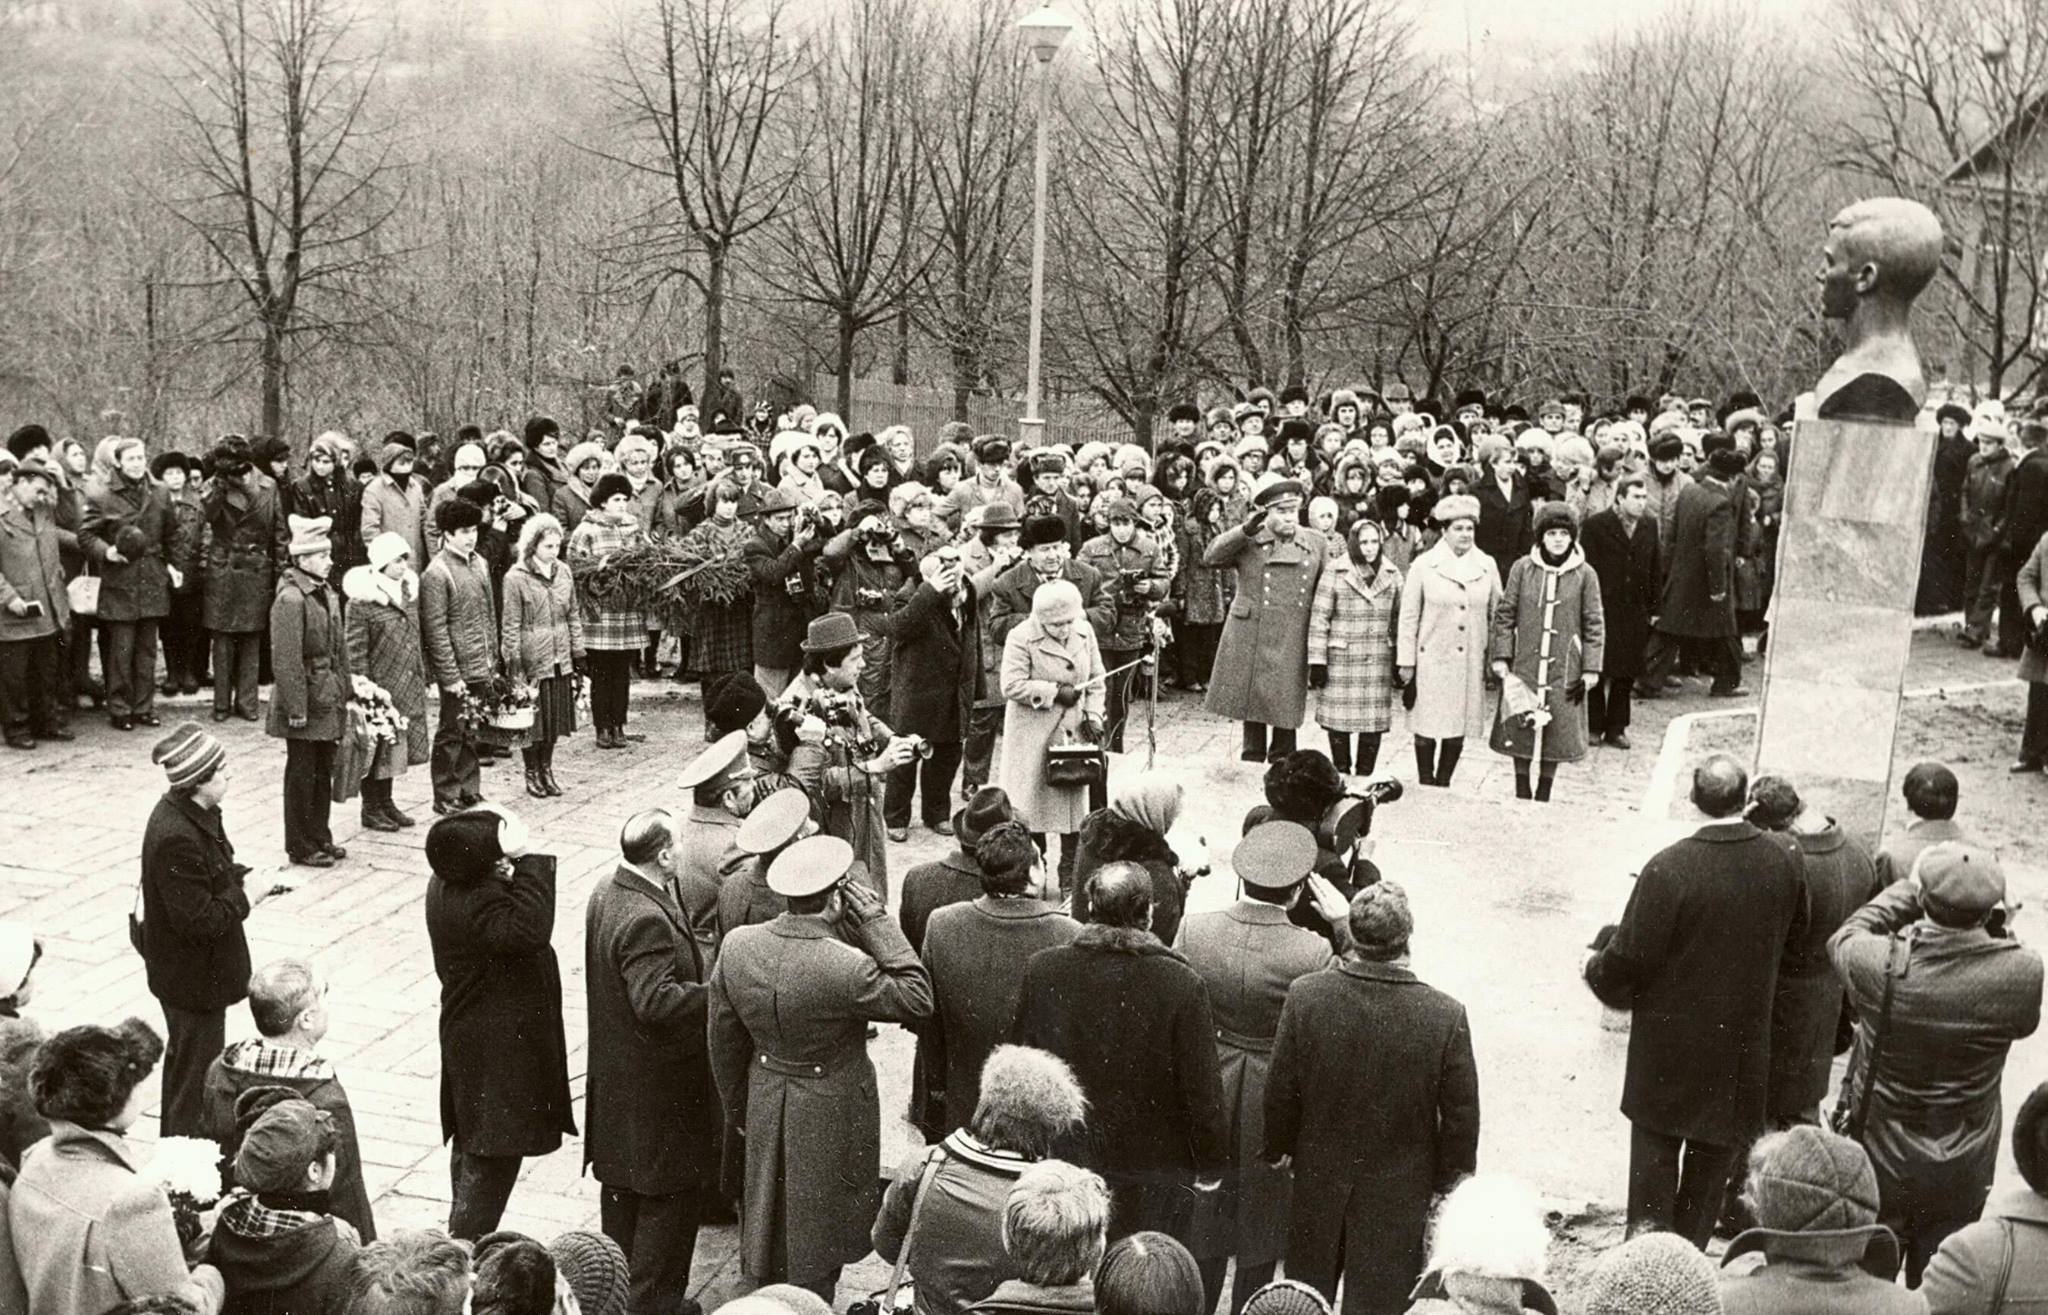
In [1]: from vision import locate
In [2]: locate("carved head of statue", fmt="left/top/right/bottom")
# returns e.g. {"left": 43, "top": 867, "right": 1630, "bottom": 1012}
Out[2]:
{"left": 1818, "top": 198, "right": 1943, "bottom": 321}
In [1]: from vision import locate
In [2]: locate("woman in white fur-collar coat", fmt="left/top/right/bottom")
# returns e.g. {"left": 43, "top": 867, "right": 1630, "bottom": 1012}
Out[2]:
{"left": 343, "top": 533, "right": 432, "bottom": 829}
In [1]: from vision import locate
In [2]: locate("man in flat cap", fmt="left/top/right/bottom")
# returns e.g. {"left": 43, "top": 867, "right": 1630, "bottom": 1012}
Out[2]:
{"left": 1266, "top": 880, "right": 1478, "bottom": 1315}
{"left": 708, "top": 834, "right": 934, "bottom": 1301}
{"left": 585, "top": 807, "right": 719, "bottom": 1315}
{"left": 1829, "top": 842, "right": 2043, "bottom": 1281}
{"left": 1175, "top": 823, "right": 1347, "bottom": 1313}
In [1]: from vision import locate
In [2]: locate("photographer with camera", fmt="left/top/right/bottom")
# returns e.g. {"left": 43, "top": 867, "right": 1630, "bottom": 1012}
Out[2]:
{"left": 1077, "top": 498, "right": 1169, "bottom": 754}
{"left": 823, "top": 506, "right": 915, "bottom": 718}
{"left": 1827, "top": 842, "right": 2044, "bottom": 1282}
{"left": 784, "top": 612, "right": 921, "bottom": 898}
{"left": 744, "top": 486, "right": 824, "bottom": 700}
{"left": 886, "top": 547, "right": 981, "bottom": 843}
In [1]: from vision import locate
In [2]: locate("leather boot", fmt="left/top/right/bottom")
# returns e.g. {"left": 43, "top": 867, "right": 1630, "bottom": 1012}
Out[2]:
{"left": 524, "top": 748, "right": 549, "bottom": 798}
{"left": 540, "top": 741, "right": 564, "bottom": 796}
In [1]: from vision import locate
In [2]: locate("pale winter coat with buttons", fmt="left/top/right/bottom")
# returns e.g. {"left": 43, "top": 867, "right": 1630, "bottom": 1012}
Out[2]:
{"left": 998, "top": 614, "right": 1107, "bottom": 835}
{"left": 1396, "top": 540, "right": 1502, "bottom": 740}
{"left": 1202, "top": 523, "right": 1331, "bottom": 729}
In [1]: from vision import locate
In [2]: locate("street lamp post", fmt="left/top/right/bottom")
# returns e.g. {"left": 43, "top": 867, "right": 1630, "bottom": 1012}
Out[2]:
{"left": 1018, "top": 5, "right": 1074, "bottom": 445}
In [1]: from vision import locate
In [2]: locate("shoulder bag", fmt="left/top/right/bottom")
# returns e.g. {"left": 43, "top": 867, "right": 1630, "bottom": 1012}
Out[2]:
{"left": 850, "top": 1146, "right": 948, "bottom": 1315}
{"left": 67, "top": 571, "right": 100, "bottom": 618}
{"left": 1831, "top": 933, "right": 1901, "bottom": 1140}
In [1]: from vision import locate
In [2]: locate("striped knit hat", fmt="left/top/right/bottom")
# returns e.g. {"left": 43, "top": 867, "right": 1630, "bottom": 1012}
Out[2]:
{"left": 152, "top": 722, "right": 226, "bottom": 790}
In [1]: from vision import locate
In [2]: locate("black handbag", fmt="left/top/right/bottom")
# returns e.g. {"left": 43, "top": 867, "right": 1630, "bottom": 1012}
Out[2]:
{"left": 1045, "top": 741, "right": 1105, "bottom": 788}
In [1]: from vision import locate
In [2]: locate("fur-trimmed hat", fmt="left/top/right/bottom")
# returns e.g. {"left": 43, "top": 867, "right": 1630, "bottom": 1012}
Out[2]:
{"left": 590, "top": 472, "right": 635, "bottom": 508}
{"left": 1936, "top": 402, "right": 1973, "bottom": 429}
{"left": 149, "top": 451, "right": 193, "bottom": 479}
{"left": 1022, "top": 514, "right": 1069, "bottom": 548}
{"left": 1532, "top": 502, "right": 1578, "bottom": 539}
{"left": 1433, "top": 493, "right": 1481, "bottom": 524}
{"left": 1167, "top": 402, "right": 1202, "bottom": 425}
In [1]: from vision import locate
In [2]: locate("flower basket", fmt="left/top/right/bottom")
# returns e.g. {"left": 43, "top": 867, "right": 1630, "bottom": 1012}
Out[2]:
{"left": 489, "top": 704, "right": 537, "bottom": 731}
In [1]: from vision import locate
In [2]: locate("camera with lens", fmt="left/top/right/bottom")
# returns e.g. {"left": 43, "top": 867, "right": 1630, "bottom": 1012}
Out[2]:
{"left": 901, "top": 734, "right": 935, "bottom": 761}
{"left": 1317, "top": 775, "right": 1404, "bottom": 854}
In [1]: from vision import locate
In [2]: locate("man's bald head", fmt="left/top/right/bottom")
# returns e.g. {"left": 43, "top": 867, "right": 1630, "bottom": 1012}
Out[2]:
{"left": 1828, "top": 198, "right": 1943, "bottom": 304}
{"left": 1085, "top": 862, "right": 1153, "bottom": 931}
{"left": 1692, "top": 755, "right": 1749, "bottom": 819}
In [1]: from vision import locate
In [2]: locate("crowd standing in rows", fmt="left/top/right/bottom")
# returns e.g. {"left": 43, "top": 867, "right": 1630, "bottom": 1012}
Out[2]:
{"left": 0, "top": 374, "right": 2046, "bottom": 1315}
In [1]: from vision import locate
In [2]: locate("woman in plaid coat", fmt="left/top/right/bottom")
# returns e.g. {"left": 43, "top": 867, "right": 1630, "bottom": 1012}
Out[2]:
{"left": 568, "top": 475, "right": 648, "bottom": 748}
{"left": 1308, "top": 519, "right": 1402, "bottom": 775}
{"left": 677, "top": 478, "right": 756, "bottom": 734}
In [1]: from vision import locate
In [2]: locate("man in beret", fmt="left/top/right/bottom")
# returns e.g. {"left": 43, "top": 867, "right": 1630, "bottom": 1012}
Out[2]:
{"left": 1203, "top": 476, "right": 1330, "bottom": 762}
{"left": 1829, "top": 842, "right": 2043, "bottom": 1282}
{"left": 1265, "top": 880, "right": 1477, "bottom": 1315}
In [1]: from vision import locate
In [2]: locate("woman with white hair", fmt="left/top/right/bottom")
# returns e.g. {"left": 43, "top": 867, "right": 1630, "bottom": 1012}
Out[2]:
{"left": 1403, "top": 1175, "right": 1554, "bottom": 1314}
{"left": 874, "top": 1046, "right": 1090, "bottom": 1315}
{"left": 999, "top": 580, "right": 1107, "bottom": 878}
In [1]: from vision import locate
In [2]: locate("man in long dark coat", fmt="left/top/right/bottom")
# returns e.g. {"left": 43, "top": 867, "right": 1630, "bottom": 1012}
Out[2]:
{"left": 586, "top": 809, "right": 718, "bottom": 1315}
{"left": 423, "top": 806, "right": 575, "bottom": 1240}
{"left": 1202, "top": 477, "right": 1330, "bottom": 763}
{"left": 1583, "top": 476, "right": 1660, "bottom": 748}
{"left": 1265, "top": 880, "right": 1478, "bottom": 1315}
{"left": 708, "top": 834, "right": 934, "bottom": 1301}
{"left": 884, "top": 548, "right": 981, "bottom": 839}
{"left": 1640, "top": 444, "right": 1745, "bottom": 697}
{"left": 1008, "top": 862, "right": 1229, "bottom": 1247}
{"left": 1583, "top": 754, "right": 1805, "bottom": 1246}
{"left": 201, "top": 438, "right": 287, "bottom": 722}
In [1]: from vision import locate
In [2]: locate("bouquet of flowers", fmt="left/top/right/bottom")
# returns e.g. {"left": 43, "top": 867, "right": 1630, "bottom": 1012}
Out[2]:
{"left": 147, "top": 1135, "right": 224, "bottom": 1252}
{"left": 578, "top": 530, "right": 751, "bottom": 629}
{"left": 348, "top": 673, "right": 409, "bottom": 743}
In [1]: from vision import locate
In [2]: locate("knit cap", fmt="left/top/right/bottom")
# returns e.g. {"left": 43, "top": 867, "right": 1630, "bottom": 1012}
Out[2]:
{"left": 287, "top": 514, "right": 333, "bottom": 557}
{"left": 549, "top": 1231, "right": 630, "bottom": 1315}
{"left": 367, "top": 532, "right": 412, "bottom": 571}
{"left": 1582, "top": 1233, "right": 1722, "bottom": 1315}
{"left": 152, "top": 722, "right": 226, "bottom": 790}
{"left": 1238, "top": 1280, "right": 1329, "bottom": 1315}
{"left": 1747, "top": 1125, "right": 1877, "bottom": 1233}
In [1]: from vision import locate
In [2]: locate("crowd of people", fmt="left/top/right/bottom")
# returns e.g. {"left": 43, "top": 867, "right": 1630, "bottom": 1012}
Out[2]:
{"left": 1, "top": 372, "right": 2046, "bottom": 1315}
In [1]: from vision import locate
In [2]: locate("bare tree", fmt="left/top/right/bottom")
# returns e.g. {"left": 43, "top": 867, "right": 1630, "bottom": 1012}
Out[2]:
{"left": 1825, "top": 0, "right": 2048, "bottom": 398}
{"left": 913, "top": 4, "right": 1033, "bottom": 417}
{"left": 157, "top": 0, "right": 402, "bottom": 437}
{"left": 593, "top": 0, "right": 810, "bottom": 395}
{"left": 761, "top": 0, "right": 933, "bottom": 417}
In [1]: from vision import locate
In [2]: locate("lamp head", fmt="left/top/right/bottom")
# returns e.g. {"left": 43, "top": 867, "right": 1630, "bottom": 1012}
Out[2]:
{"left": 1018, "top": 5, "right": 1075, "bottom": 61}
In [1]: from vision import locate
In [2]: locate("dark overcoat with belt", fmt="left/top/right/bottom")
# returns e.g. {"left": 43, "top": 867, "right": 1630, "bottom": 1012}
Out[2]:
{"left": 424, "top": 854, "right": 576, "bottom": 1157}
{"left": 1202, "top": 523, "right": 1331, "bottom": 729}
{"left": 708, "top": 908, "right": 934, "bottom": 1285}
{"left": 1580, "top": 508, "right": 1660, "bottom": 678}
{"left": 1008, "top": 924, "right": 1229, "bottom": 1185}
{"left": 1654, "top": 478, "right": 1737, "bottom": 639}
{"left": 890, "top": 579, "right": 983, "bottom": 742}
{"left": 583, "top": 863, "right": 718, "bottom": 1195}
{"left": 201, "top": 479, "right": 287, "bottom": 633}
{"left": 1264, "top": 959, "right": 1479, "bottom": 1315}
{"left": 140, "top": 793, "right": 252, "bottom": 1013}
{"left": 1584, "top": 819, "right": 1806, "bottom": 1145}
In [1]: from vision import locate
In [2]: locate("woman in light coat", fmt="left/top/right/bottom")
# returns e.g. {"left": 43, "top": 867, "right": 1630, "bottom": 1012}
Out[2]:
{"left": 1308, "top": 518, "right": 1402, "bottom": 776}
{"left": 343, "top": 533, "right": 430, "bottom": 831}
{"left": 500, "top": 513, "right": 585, "bottom": 799}
{"left": 999, "top": 580, "right": 1106, "bottom": 873}
{"left": 1489, "top": 503, "right": 1605, "bottom": 803}
{"left": 1396, "top": 495, "right": 1501, "bottom": 788}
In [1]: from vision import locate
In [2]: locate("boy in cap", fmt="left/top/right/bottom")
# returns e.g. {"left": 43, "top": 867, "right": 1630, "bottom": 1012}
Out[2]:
{"left": 209, "top": 1092, "right": 365, "bottom": 1313}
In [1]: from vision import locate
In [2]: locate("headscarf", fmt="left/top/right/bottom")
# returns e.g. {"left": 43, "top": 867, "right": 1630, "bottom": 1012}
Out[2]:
{"left": 1348, "top": 517, "right": 1384, "bottom": 569}
{"left": 1109, "top": 774, "right": 1183, "bottom": 838}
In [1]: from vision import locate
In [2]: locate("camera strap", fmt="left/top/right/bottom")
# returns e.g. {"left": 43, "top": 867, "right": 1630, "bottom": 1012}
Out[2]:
{"left": 883, "top": 1144, "right": 948, "bottom": 1312}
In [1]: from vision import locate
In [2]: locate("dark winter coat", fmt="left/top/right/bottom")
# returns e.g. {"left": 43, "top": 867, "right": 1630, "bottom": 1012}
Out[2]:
{"left": 1654, "top": 477, "right": 1738, "bottom": 639}
{"left": 201, "top": 479, "right": 287, "bottom": 633}
{"left": 424, "top": 854, "right": 576, "bottom": 1156}
{"left": 583, "top": 864, "right": 717, "bottom": 1195}
{"left": 899, "top": 850, "right": 986, "bottom": 955}
{"left": 1581, "top": 509, "right": 1660, "bottom": 679}
{"left": 1266, "top": 959, "right": 1480, "bottom": 1315}
{"left": 140, "top": 792, "right": 251, "bottom": 1013}
{"left": 1069, "top": 810, "right": 1188, "bottom": 944}
{"left": 1999, "top": 448, "right": 2048, "bottom": 560}
{"left": 79, "top": 469, "right": 180, "bottom": 622}
{"left": 1962, "top": 447, "right": 2015, "bottom": 551}
{"left": 199, "top": 1043, "right": 376, "bottom": 1242}
{"left": 745, "top": 525, "right": 822, "bottom": 671}
{"left": 208, "top": 1201, "right": 360, "bottom": 1315}
{"left": 1008, "top": 924, "right": 1229, "bottom": 1184}
{"left": 891, "top": 580, "right": 983, "bottom": 741}
{"left": 1203, "top": 523, "right": 1331, "bottom": 729}
{"left": 266, "top": 566, "right": 350, "bottom": 742}
{"left": 1584, "top": 819, "right": 1807, "bottom": 1145}
{"left": 1765, "top": 822, "right": 1881, "bottom": 1122}
{"left": 708, "top": 910, "right": 934, "bottom": 1284}
{"left": 163, "top": 490, "right": 208, "bottom": 591}
{"left": 924, "top": 897, "right": 1080, "bottom": 1135}
{"left": 1830, "top": 881, "right": 2042, "bottom": 1233}
{"left": 1473, "top": 472, "right": 1532, "bottom": 574}
{"left": 289, "top": 469, "right": 365, "bottom": 575}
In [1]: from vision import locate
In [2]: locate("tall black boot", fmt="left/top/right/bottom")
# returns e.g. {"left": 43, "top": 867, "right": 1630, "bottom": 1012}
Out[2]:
{"left": 1437, "top": 737, "right": 1465, "bottom": 786}
{"left": 1514, "top": 759, "right": 1533, "bottom": 800}
{"left": 1414, "top": 736, "right": 1438, "bottom": 786}
{"left": 1240, "top": 722, "right": 1268, "bottom": 764}
{"left": 539, "top": 739, "right": 563, "bottom": 796}
{"left": 1357, "top": 732, "right": 1382, "bottom": 775}
{"left": 1535, "top": 765, "right": 1557, "bottom": 802}
{"left": 1327, "top": 730, "right": 1352, "bottom": 775}
{"left": 523, "top": 747, "right": 548, "bottom": 798}
{"left": 360, "top": 777, "right": 401, "bottom": 831}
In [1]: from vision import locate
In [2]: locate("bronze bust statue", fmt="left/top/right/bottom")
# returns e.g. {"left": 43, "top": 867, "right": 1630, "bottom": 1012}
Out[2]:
{"left": 1813, "top": 198, "right": 1944, "bottom": 424}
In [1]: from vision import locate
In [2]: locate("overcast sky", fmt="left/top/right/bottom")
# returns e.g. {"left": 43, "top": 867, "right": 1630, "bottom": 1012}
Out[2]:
{"left": 1412, "top": 0, "right": 1813, "bottom": 58}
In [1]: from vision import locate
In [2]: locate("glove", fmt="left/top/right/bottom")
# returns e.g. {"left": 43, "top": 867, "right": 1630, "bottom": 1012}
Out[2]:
{"left": 572, "top": 655, "right": 588, "bottom": 676}
{"left": 1401, "top": 680, "right": 1417, "bottom": 712}
{"left": 1054, "top": 683, "right": 1081, "bottom": 708}
{"left": 1080, "top": 716, "right": 1104, "bottom": 743}
{"left": 1308, "top": 664, "right": 1328, "bottom": 690}
{"left": 465, "top": 679, "right": 492, "bottom": 698}
{"left": 1565, "top": 680, "right": 1586, "bottom": 705}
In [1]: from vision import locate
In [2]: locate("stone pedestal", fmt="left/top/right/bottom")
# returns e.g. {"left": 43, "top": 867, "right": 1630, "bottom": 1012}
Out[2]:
{"left": 1752, "top": 400, "right": 1935, "bottom": 844}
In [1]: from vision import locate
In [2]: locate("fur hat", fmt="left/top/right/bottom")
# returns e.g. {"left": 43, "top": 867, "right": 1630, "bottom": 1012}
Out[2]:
{"left": 1532, "top": 502, "right": 1578, "bottom": 539}
{"left": 1329, "top": 388, "right": 1361, "bottom": 416}
{"left": 706, "top": 673, "right": 769, "bottom": 737}
{"left": 590, "top": 473, "right": 635, "bottom": 508}
{"left": 148, "top": 451, "right": 192, "bottom": 480}
{"left": 1936, "top": 402, "right": 1973, "bottom": 429}
{"left": 250, "top": 435, "right": 293, "bottom": 470}
{"left": 435, "top": 497, "right": 484, "bottom": 534}
{"left": 972, "top": 435, "right": 1011, "bottom": 465}
{"left": 564, "top": 441, "right": 609, "bottom": 478}
{"left": 472, "top": 1232, "right": 559, "bottom": 1315}
{"left": 5, "top": 425, "right": 50, "bottom": 460}
{"left": 1582, "top": 1234, "right": 1722, "bottom": 1315}
{"left": 1022, "top": 514, "right": 1069, "bottom": 548}
{"left": 1167, "top": 402, "right": 1202, "bottom": 424}
{"left": 287, "top": 514, "right": 333, "bottom": 557}
{"left": 1649, "top": 433, "right": 1686, "bottom": 462}
{"left": 211, "top": 437, "right": 254, "bottom": 478}
{"left": 1432, "top": 493, "right": 1481, "bottom": 525}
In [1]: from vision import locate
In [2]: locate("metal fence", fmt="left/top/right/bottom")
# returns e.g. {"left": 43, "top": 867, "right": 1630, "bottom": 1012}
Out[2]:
{"left": 812, "top": 374, "right": 1140, "bottom": 456}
